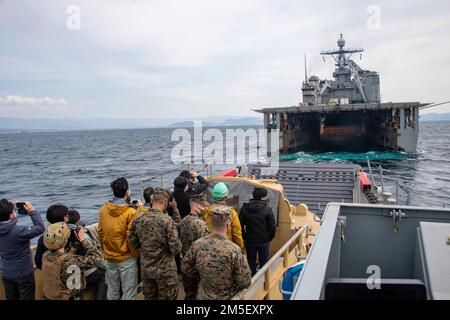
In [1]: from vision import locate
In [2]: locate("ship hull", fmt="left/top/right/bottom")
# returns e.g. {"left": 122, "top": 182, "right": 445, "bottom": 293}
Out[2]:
{"left": 260, "top": 102, "right": 420, "bottom": 153}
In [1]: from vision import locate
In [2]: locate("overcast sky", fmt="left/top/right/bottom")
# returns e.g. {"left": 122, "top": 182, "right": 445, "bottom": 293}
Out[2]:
{"left": 1, "top": 0, "right": 449, "bottom": 119}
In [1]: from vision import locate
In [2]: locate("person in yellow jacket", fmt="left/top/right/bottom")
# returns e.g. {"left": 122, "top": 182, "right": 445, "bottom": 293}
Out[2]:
{"left": 98, "top": 177, "right": 140, "bottom": 300}
{"left": 203, "top": 182, "right": 244, "bottom": 249}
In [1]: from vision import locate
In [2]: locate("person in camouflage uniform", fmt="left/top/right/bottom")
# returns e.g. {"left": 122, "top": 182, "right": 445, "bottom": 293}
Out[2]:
{"left": 136, "top": 187, "right": 182, "bottom": 225}
{"left": 178, "top": 194, "right": 210, "bottom": 299}
{"left": 179, "top": 194, "right": 210, "bottom": 256}
{"left": 41, "top": 222, "right": 102, "bottom": 300}
{"left": 181, "top": 206, "right": 252, "bottom": 300}
{"left": 128, "top": 188, "right": 182, "bottom": 300}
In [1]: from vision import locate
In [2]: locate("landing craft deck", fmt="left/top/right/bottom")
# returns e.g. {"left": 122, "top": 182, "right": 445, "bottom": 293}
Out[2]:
{"left": 247, "top": 163, "right": 362, "bottom": 215}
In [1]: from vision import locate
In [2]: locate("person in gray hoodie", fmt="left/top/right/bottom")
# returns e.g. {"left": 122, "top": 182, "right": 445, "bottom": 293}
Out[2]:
{"left": 0, "top": 199, "right": 45, "bottom": 300}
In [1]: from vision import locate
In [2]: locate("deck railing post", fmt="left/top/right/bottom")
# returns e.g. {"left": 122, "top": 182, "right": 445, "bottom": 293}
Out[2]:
{"left": 283, "top": 248, "right": 289, "bottom": 268}
{"left": 297, "top": 230, "right": 303, "bottom": 255}
{"left": 379, "top": 165, "right": 385, "bottom": 194}
{"left": 396, "top": 180, "right": 399, "bottom": 203}
{"left": 264, "top": 270, "right": 271, "bottom": 300}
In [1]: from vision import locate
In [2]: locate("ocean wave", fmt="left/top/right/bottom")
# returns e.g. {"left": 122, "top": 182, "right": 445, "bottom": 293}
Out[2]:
{"left": 281, "top": 151, "right": 411, "bottom": 162}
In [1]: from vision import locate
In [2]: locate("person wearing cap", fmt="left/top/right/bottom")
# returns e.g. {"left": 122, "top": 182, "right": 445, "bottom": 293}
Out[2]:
{"left": 128, "top": 188, "right": 182, "bottom": 300}
{"left": 179, "top": 194, "right": 210, "bottom": 256}
{"left": 41, "top": 222, "right": 102, "bottom": 300}
{"left": 203, "top": 183, "right": 244, "bottom": 249}
{"left": 98, "top": 177, "right": 141, "bottom": 300}
{"left": 136, "top": 187, "right": 181, "bottom": 226}
{"left": 0, "top": 199, "right": 44, "bottom": 300}
{"left": 178, "top": 194, "right": 210, "bottom": 300}
{"left": 181, "top": 206, "right": 252, "bottom": 300}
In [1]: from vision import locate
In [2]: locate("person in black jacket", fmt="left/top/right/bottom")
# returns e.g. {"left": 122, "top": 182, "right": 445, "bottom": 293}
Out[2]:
{"left": 173, "top": 171, "right": 209, "bottom": 219}
{"left": 239, "top": 188, "right": 276, "bottom": 275}
{"left": 173, "top": 176, "right": 191, "bottom": 219}
{"left": 179, "top": 170, "right": 209, "bottom": 195}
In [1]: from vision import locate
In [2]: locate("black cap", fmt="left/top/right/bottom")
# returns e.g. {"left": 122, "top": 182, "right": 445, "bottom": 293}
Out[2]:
{"left": 174, "top": 176, "right": 188, "bottom": 188}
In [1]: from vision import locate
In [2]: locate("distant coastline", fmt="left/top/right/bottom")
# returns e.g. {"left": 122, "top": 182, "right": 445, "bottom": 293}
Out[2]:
{"left": 0, "top": 116, "right": 262, "bottom": 131}
{"left": 0, "top": 114, "right": 449, "bottom": 132}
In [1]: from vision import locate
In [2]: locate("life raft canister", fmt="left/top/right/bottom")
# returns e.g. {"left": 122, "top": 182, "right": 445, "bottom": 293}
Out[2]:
{"left": 218, "top": 168, "right": 238, "bottom": 177}
{"left": 357, "top": 171, "right": 372, "bottom": 192}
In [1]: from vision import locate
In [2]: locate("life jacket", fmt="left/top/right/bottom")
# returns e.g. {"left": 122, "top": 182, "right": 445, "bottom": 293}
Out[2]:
{"left": 41, "top": 251, "right": 71, "bottom": 300}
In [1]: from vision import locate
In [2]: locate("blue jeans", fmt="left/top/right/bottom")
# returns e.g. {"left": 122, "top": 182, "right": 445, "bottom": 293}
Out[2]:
{"left": 245, "top": 242, "right": 269, "bottom": 276}
{"left": 105, "top": 257, "right": 138, "bottom": 300}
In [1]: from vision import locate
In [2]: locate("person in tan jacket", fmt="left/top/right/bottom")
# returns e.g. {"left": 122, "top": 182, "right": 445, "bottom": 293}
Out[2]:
{"left": 203, "top": 183, "right": 244, "bottom": 250}
{"left": 98, "top": 177, "right": 140, "bottom": 300}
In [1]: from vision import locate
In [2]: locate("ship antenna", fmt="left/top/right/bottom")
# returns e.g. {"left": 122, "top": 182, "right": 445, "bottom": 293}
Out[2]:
{"left": 304, "top": 54, "right": 308, "bottom": 83}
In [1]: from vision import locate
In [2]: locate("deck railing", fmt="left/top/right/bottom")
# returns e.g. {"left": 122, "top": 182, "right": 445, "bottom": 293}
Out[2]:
{"left": 233, "top": 225, "right": 309, "bottom": 300}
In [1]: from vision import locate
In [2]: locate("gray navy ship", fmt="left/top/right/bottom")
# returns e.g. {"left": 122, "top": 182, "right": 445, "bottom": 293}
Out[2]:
{"left": 256, "top": 34, "right": 431, "bottom": 153}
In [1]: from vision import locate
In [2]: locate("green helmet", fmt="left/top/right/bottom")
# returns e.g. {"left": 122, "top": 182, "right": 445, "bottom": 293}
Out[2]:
{"left": 212, "top": 182, "right": 229, "bottom": 199}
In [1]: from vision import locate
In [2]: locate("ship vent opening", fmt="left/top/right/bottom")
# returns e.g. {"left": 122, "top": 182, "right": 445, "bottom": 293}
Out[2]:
{"left": 285, "top": 111, "right": 396, "bottom": 152}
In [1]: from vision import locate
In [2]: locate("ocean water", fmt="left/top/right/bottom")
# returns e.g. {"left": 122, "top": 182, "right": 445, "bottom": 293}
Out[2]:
{"left": 1, "top": 122, "right": 449, "bottom": 226}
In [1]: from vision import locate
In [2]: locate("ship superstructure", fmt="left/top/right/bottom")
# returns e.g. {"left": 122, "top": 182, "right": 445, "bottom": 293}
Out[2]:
{"left": 256, "top": 34, "right": 427, "bottom": 153}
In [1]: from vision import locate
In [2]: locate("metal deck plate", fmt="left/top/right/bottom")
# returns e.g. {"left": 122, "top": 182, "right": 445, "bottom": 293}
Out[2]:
{"left": 248, "top": 163, "right": 360, "bottom": 215}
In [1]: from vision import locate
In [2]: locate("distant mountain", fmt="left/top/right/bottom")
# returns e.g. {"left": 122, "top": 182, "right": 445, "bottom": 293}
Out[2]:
{"left": 221, "top": 117, "right": 262, "bottom": 126}
{"left": 0, "top": 116, "right": 262, "bottom": 131}
{"left": 169, "top": 121, "right": 213, "bottom": 127}
{"left": 420, "top": 113, "right": 450, "bottom": 122}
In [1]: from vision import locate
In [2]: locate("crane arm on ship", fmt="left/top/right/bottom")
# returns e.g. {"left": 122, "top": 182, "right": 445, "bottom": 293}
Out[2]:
{"left": 419, "top": 101, "right": 450, "bottom": 110}
{"left": 348, "top": 59, "right": 368, "bottom": 102}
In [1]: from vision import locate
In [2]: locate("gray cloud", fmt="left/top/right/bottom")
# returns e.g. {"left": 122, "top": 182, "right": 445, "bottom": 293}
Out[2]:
{"left": 0, "top": 95, "right": 68, "bottom": 106}
{"left": 0, "top": 0, "right": 449, "bottom": 118}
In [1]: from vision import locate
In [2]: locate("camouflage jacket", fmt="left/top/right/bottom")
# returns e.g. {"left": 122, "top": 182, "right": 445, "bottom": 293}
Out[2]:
{"left": 178, "top": 214, "right": 209, "bottom": 256}
{"left": 136, "top": 206, "right": 181, "bottom": 225}
{"left": 181, "top": 234, "right": 252, "bottom": 300}
{"left": 45, "top": 239, "right": 102, "bottom": 297}
{"left": 128, "top": 208, "right": 182, "bottom": 271}
{"left": 169, "top": 207, "right": 182, "bottom": 225}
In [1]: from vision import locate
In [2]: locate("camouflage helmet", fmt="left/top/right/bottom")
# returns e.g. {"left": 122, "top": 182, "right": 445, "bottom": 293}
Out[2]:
{"left": 44, "top": 222, "right": 70, "bottom": 250}
{"left": 211, "top": 206, "right": 232, "bottom": 228}
{"left": 189, "top": 194, "right": 209, "bottom": 206}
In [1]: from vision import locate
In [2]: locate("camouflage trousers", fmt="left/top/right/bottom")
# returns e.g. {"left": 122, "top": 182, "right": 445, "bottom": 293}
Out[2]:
{"left": 182, "top": 274, "right": 198, "bottom": 300}
{"left": 142, "top": 270, "right": 178, "bottom": 300}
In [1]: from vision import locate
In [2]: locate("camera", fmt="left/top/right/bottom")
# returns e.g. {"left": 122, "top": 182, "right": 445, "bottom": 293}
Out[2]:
{"left": 130, "top": 199, "right": 140, "bottom": 209}
{"left": 67, "top": 223, "right": 82, "bottom": 245}
{"left": 15, "top": 202, "right": 28, "bottom": 215}
{"left": 67, "top": 223, "right": 82, "bottom": 233}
